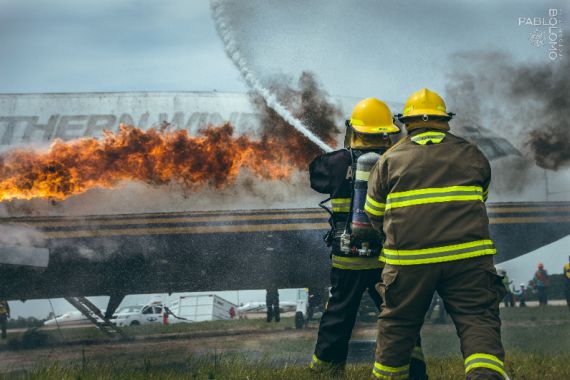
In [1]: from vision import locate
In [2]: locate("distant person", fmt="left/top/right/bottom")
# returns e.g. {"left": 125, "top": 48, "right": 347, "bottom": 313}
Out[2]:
{"left": 425, "top": 292, "right": 447, "bottom": 324}
{"left": 229, "top": 306, "right": 236, "bottom": 320}
{"left": 265, "top": 287, "right": 280, "bottom": 323}
{"left": 512, "top": 283, "right": 527, "bottom": 307}
{"left": 162, "top": 309, "right": 169, "bottom": 325}
{"left": 0, "top": 300, "right": 10, "bottom": 339}
{"left": 498, "top": 269, "right": 514, "bottom": 307}
{"left": 307, "top": 287, "right": 324, "bottom": 321}
{"left": 533, "top": 263, "right": 550, "bottom": 306}
{"left": 563, "top": 256, "right": 570, "bottom": 309}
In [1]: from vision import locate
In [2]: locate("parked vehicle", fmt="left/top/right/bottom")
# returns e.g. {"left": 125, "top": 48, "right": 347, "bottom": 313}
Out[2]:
{"left": 168, "top": 294, "right": 237, "bottom": 322}
{"left": 112, "top": 303, "right": 163, "bottom": 327}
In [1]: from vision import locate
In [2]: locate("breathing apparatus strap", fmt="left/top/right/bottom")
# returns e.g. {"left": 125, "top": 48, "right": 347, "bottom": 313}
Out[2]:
{"left": 319, "top": 197, "right": 334, "bottom": 228}
{"left": 343, "top": 149, "right": 357, "bottom": 235}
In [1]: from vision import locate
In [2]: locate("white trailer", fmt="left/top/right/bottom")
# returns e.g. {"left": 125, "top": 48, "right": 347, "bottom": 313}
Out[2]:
{"left": 168, "top": 294, "right": 237, "bottom": 322}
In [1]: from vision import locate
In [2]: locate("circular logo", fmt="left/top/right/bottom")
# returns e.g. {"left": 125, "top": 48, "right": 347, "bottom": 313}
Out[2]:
{"left": 529, "top": 29, "right": 545, "bottom": 47}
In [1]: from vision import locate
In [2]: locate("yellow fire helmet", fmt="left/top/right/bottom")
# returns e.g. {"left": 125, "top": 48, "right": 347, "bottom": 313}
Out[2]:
{"left": 349, "top": 98, "right": 400, "bottom": 135}
{"left": 398, "top": 88, "right": 453, "bottom": 122}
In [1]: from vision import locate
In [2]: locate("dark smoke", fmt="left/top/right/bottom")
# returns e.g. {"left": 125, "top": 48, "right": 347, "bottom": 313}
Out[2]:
{"left": 446, "top": 51, "right": 570, "bottom": 170}
{"left": 251, "top": 71, "right": 342, "bottom": 164}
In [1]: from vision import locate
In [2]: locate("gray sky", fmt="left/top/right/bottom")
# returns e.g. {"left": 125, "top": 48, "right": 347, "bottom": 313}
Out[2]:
{"left": 1, "top": 0, "right": 567, "bottom": 102}
{"left": 1, "top": 0, "right": 569, "bottom": 318}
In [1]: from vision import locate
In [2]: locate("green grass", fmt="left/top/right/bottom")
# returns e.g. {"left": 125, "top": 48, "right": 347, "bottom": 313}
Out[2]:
{"left": 1, "top": 306, "right": 569, "bottom": 379}
{"left": 0, "top": 317, "right": 298, "bottom": 348}
{"left": 2, "top": 352, "right": 569, "bottom": 379}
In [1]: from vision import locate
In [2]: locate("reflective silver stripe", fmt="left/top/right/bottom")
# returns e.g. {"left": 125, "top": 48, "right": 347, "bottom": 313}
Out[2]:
{"left": 411, "top": 134, "right": 444, "bottom": 142}
{"left": 411, "top": 346, "right": 424, "bottom": 361}
{"left": 365, "top": 195, "right": 386, "bottom": 216}
{"left": 331, "top": 198, "right": 351, "bottom": 212}
{"left": 365, "top": 201, "right": 385, "bottom": 216}
{"left": 464, "top": 354, "right": 506, "bottom": 378}
{"left": 385, "top": 190, "right": 482, "bottom": 205}
{"left": 332, "top": 255, "right": 383, "bottom": 270}
{"left": 356, "top": 169, "right": 371, "bottom": 181}
{"left": 381, "top": 240, "right": 496, "bottom": 265}
{"left": 383, "top": 243, "right": 495, "bottom": 261}
{"left": 410, "top": 132, "right": 446, "bottom": 145}
{"left": 373, "top": 363, "right": 409, "bottom": 379}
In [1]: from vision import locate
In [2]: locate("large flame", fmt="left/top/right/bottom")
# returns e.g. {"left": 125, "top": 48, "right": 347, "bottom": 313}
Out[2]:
{"left": 0, "top": 123, "right": 315, "bottom": 202}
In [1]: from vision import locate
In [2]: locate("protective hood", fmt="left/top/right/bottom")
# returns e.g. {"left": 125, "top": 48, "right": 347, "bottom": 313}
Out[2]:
{"left": 349, "top": 132, "right": 392, "bottom": 149}
{"left": 405, "top": 120, "right": 450, "bottom": 132}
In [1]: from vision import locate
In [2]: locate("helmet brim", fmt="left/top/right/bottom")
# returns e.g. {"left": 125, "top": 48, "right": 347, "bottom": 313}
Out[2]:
{"left": 398, "top": 112, "right": 452, "bottom": 123}
{"left": 351, "top": 123, "right": 400, "bottom": 135}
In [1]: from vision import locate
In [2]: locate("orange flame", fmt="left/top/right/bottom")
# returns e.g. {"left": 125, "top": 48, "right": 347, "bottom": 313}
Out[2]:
{"left": 0, "top": 123, "right": 311, "bottom": 202}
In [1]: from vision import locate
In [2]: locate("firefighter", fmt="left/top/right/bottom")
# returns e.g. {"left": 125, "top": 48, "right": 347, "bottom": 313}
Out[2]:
{"left": 498, "top": 269, "right": 514, "bottom": 307}
{"left": 562, "top": 256, "right": 570, "bottom": 311}
{"left": 533, "top": 262, "right": 549, "bottom": 306}
{"left": 266, "top": 287, "right": 280, "bottom": 322}
{"left": 309, "top": 98, "right": 427, "bottom": 379}
{"left": 365, "top": 89, "right": 508, "bottom": 380}
{"left": 0, "top": 299, "right": 9, "bottom": 339}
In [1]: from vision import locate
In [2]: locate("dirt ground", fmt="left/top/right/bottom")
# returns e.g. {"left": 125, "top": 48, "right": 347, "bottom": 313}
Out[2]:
{"left": 0, "top": 325, "right": 319, "bottom": 374}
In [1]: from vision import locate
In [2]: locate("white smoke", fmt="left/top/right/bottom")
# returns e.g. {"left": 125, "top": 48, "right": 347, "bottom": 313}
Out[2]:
{"left": 0, "top": 224, "right": 44, "bottom": 247}
{"left": 209, "top": 0, "right": 333, "bottom": 153}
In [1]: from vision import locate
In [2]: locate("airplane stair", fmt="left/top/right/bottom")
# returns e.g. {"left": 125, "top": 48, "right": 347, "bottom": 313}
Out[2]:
{"left": 65, "top": 296, "right": 129, "bottom": 340}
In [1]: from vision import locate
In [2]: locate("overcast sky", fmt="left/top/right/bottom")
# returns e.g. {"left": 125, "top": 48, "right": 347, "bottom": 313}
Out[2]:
{"left": 1, "top": 0, "right": 568, "bottom": 318}
{"left": 1, "top": 0, "right": 567, "bottom": 102}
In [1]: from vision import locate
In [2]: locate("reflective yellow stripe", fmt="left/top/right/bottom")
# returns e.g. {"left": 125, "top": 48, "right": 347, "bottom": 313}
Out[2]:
{"left": 464, "top": 353, "right": 506, "bottom": 378}
{"left": 366, "top": 194, "right": 386, "bottom": 207}
{"left": 310, "top": 354, "right": 344, "bottom": 371}
{"left": 411, "top": 346, "right": 425, "bottom": 362}
{"left": 381, "top": 240, "right": 496, "bottom": 265}
{"left": 410, "top": 131, "right": 446, "bottom": 145}
{"left": 331, "top": 198, "right": 351, "bottom": 213}
{"left": 332, "top": 255, "right": 383, "bottom": 270}
{"left": 365, "top": 195, "right": 386, "bottom": 216}
{"left": 386, "top": 186, "right": 483, "bottom": 210}
{"left": 483, "top": 187, "right": 489, "bottom": 202}
{"left": 356, "top": 170, "right": 371, "bottom": 181}
{"left": 365, "top": 203, "right": 385, "bottom": 216}
{"left": 388, "top": 186, "right": 483, "bottom": 199}
{"left": 372, "top": 362, "right": 409, "bottom": 379}
{"left": 310, "top": 354, "right": 322, "bottom": 369}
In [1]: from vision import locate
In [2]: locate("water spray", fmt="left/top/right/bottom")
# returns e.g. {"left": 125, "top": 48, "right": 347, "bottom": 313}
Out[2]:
{"left": 210, "top": 0, "right": 334, "bottom": 153}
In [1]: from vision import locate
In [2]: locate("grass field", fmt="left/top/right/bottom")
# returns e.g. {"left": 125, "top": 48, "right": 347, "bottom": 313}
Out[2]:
{"left": 0, "top": 306, "right": 568, "bottom": 379}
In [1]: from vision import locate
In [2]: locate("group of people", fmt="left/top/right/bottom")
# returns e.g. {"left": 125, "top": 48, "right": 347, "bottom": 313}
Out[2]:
{"left": 501, "top": 259, "right": 570, "bottom": 309}
{"left": 308, "top": 89, "right": 507, "bottom": 380}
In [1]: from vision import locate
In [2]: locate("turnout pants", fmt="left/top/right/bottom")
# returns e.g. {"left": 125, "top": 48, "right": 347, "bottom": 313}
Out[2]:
{"left": 312, "top": 266, "right": 427, "bottom": 379}
{"left": 374, "top": 255, "right": 506, "bottom": 380}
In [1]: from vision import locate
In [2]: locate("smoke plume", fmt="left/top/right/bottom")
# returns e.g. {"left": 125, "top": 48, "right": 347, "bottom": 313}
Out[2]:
{"left": 251, "top": 71, "right": 342, "bottom": 164}
{"left": 446, "top": 51, "right": 570, "bottom": 171}
{"left": 210, "top": 0, "right": 334, "bottom": 153}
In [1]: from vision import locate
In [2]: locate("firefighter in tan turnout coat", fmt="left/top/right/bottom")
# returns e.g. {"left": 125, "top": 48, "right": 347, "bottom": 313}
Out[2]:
{"left": 365, "top": 89, "right": 508, "bottom": 380}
